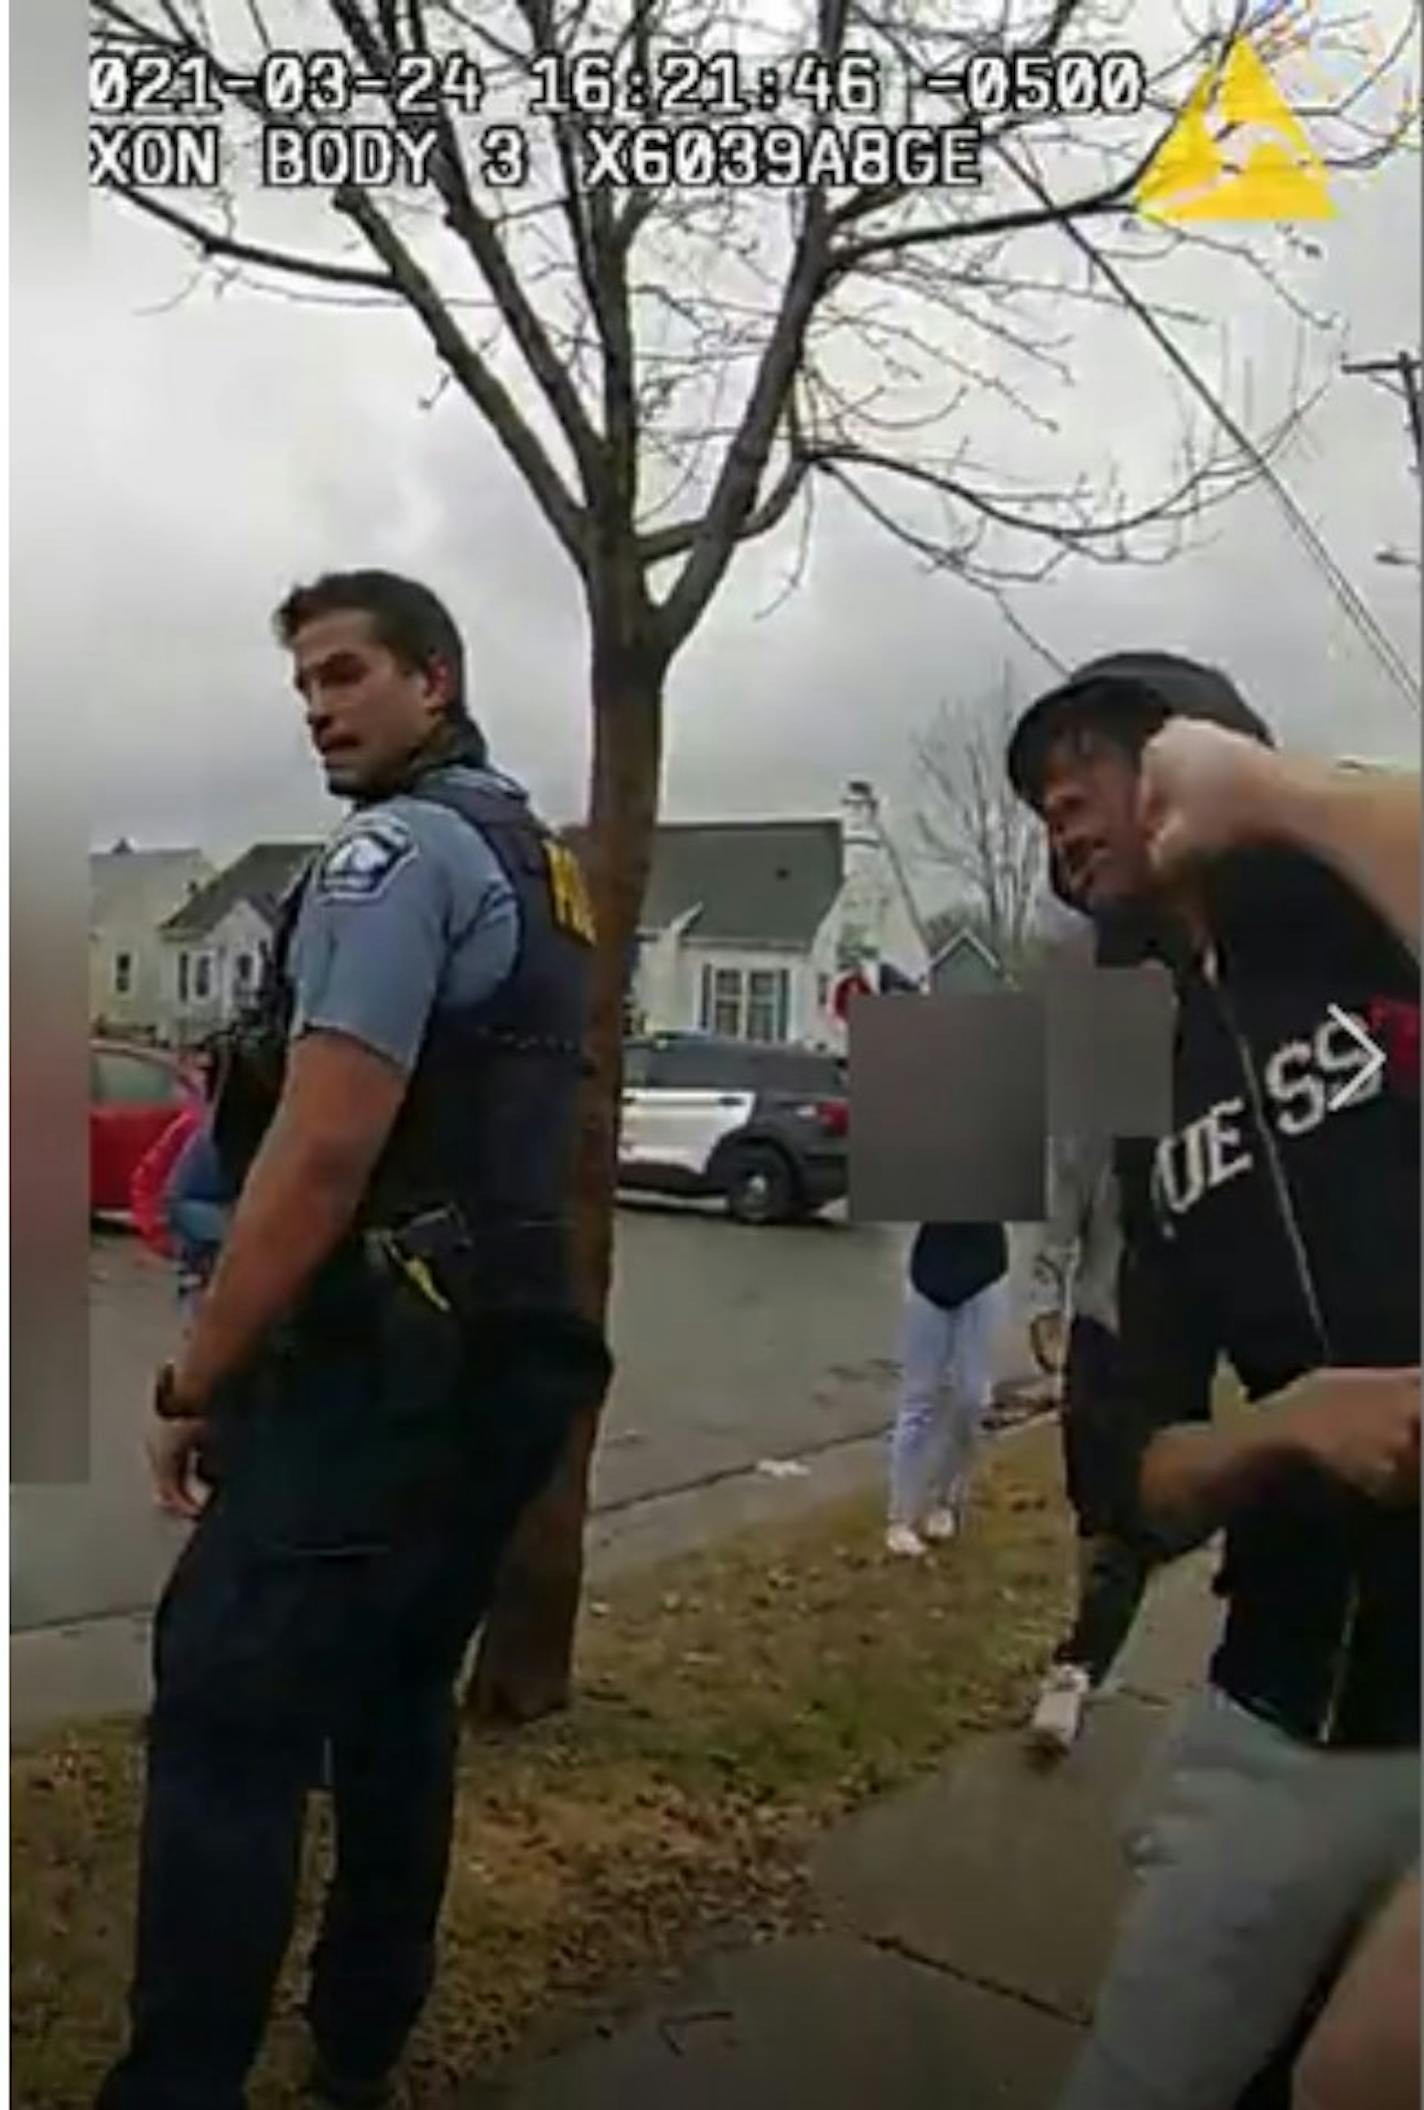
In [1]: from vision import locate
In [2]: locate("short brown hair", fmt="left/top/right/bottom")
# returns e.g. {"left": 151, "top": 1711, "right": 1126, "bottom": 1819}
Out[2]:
{"left": 274, "top": 569, "right": 472, "bottom": 729}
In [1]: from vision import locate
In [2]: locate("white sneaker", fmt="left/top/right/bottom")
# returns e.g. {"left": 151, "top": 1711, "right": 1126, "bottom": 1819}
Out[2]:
{"left": 922, "top": 1506, "right": 958, "bottom": 1544}
{"left": 1029, "top": 1664, "right": 1092, "bottom": 1756}
{"left": 885, "top": 1523, "right": 928, "bottom": 1558}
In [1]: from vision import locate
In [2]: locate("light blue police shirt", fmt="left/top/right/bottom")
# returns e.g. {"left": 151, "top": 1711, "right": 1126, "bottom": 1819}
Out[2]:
{"left": 287, "top": 765, "right": 524, "bottom": 1073}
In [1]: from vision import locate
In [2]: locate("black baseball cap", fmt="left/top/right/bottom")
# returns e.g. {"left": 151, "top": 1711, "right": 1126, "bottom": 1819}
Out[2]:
{"left": 1006, "top": 650, "right": 1275, "bottom": 810}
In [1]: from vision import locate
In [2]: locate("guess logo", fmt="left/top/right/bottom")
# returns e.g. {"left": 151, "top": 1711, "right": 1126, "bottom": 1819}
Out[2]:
{"left": 1365, "top": 998, "right": 1420, "bottom": 1097}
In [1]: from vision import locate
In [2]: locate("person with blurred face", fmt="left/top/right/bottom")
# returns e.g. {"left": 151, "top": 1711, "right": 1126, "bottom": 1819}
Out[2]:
{"left": 885, "top": 1218, "right": 1009, "bottom": 1558}
{"left": 1006, "top": 654, "right": 1420, "bottom": 2110}
{"left": 1023, "top": 1124, "right": 1159, "bottom": 1757}
{"left": 99, "top": 572, "right": 611, "bottom": 2110}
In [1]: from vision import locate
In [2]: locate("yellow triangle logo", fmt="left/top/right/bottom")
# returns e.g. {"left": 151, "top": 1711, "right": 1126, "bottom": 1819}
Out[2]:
{"left": 1136, "top": 36, "right": 1334, "bottom": 222}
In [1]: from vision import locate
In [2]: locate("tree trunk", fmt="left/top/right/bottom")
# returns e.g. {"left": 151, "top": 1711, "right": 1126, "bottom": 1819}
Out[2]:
{"left": 465, "top": 597, "right": 665, "bottom": 1724}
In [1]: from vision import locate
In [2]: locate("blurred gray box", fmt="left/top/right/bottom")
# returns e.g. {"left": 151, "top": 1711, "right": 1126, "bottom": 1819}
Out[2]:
{"left": 846, "top": 965, "right": 1175, "bottom": 1226}
{"left": 848, "top": 993, "right": 1046, "bottom": 1223}
{"left": 1044, "top": 959, "right": 1175, "bottom": 1146}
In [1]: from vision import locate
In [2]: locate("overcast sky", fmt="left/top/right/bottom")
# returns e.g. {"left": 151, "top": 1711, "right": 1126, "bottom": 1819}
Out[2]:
{"left": 86, "top": 9, "right": 1421, "bottom": 898}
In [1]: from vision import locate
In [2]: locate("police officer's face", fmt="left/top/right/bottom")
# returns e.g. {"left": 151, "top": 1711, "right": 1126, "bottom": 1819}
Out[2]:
{"left": 1039, "top": 730, "right": 1155, "bottom": 911}
{"left": 291, "top": 609, "right": 452, "bottom": 796}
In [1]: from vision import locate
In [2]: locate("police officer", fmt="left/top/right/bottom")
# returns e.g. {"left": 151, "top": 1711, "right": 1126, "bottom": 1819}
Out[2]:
{"left": 98, "top": 570, "right": 611, "bottom": 2110}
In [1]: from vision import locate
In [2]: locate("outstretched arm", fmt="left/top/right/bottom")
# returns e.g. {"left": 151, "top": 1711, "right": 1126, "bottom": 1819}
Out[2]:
{"left": 1140, "top": 721, "right": 1420, "bottom": 958}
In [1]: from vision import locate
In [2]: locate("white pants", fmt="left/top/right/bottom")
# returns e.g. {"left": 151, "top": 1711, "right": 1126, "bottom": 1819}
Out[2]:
{"left": 1058, "top": 1686, "right": 1420, "bottom": 2110}
{"left": 887, "top": 1280, "right": 1004, "bottom": 1527}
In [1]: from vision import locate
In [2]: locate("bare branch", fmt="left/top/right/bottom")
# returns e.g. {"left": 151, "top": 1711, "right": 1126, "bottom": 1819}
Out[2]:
{"left": 106, "top": 185, "right": 401, "bottom": 293}
{"left": 511, "top": 0, "right": 643, "bottom": 529}
{"left": 994, "top": 137, "right": 1421, "bottom": 704}
{"left": 810, "top": 441, "right": 1248, "bottom": 556}
{"left": 982, "top": 585, "right": 1073, "bottom": 679}
{"left": 91, "top": 0, "right": 1416, "bottom": 710}
{"left": 640, "top": 435, "right": 812, "bottom": 564}
{"left": 913, "top": 679, "right": 1048, "bottom": 967}
{"left": 752, "top": 466, "right": 818, "bottom": 621}
{"left": 831, "top": 0, "right": 1090, "bottom": 229}
{"left": 325, "top": 0, "right": 607, "bottom": 496}
{"left": 828, "top": 169, "right": 1143, "bottom": 283}
{"left": 655, "top": 232, "right": 830, "bottom": 649}
{"left": 240, "top": 0, "right": 274, "bottom": 46}
{"left": 331, "top": 183, "right": 589, "bottom": 570}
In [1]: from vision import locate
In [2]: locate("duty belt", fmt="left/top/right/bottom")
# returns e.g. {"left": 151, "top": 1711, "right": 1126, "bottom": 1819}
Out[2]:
{"left": 362, "top": 1203, "right": 570, "bottom": 1320}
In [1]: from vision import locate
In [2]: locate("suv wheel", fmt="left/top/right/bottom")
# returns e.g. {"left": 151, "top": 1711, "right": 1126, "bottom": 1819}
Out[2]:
{"left": 724, "top": 1146, "right": 798, "bottom": 1226}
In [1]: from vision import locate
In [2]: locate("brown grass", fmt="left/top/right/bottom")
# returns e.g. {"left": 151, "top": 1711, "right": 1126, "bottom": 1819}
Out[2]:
{"left": 11, "top": 1423, "right": 1071, "bottom": 2107}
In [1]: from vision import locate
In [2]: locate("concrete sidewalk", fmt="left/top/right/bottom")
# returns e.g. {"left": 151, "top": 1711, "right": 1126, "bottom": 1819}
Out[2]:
{"left": 460, "top": 1553, "right": 1221, "bottom": 2110}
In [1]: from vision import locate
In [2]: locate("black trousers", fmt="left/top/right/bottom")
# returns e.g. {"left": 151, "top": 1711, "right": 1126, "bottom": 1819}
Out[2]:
{"left": 97, "top": 1313, "right": 609, "bottom": 2110}
{"left": 1052, "top": 1315, "right": 1157, "bottom": 1685}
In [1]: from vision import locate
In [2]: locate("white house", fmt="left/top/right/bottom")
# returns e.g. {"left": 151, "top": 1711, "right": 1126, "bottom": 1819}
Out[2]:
{"left": 158, "top": 841, "right": 316, "bottom": 1044}
{"left": 90, "top": 842, "right": 215, "bottom": 1038}
{"left": 569, "top": 779, "right": 933, "bottom": 1050}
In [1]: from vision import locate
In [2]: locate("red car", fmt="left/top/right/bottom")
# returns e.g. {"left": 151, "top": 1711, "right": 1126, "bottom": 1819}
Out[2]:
{"left": 90, "top": 1041, "right": 198, "bottom": 1216}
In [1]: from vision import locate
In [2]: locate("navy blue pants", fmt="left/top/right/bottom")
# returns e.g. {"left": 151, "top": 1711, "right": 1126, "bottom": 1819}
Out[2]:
{"left": 97, "top": 1314, "right": 609, "bottom": 2110}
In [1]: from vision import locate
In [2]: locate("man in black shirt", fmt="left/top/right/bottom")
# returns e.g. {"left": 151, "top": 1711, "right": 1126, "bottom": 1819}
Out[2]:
{"left": 1006, "top": 654, "right": 1419, "bottom": 2110}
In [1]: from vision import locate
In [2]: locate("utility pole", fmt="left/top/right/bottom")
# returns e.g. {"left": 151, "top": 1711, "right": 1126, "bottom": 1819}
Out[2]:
{"left": 1344, "top": 349, "right": 1423, "bottom": 475}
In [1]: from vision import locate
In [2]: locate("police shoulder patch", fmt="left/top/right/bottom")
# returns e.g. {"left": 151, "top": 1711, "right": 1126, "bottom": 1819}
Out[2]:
{"left": 317, "top": 814, "right": 418, "bottom": 903}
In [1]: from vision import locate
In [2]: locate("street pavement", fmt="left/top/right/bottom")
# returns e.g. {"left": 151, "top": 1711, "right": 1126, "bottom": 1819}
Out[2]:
{"left": 460, "top": 1554, "right": 1223, "bottom": 2110}
{"left": 12, "top": 1203, "right": 1041, "bottom": 1637}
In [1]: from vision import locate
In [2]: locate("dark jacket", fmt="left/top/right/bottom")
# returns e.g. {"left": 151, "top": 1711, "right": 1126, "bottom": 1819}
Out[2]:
{"left": 1119, "top": 850, "right": 1419, "bottom": 1750}
{"left": 1010, "top": 650, "right": 1419, "bottom": 1750}
{"left": 212, "top": 747, "right": 593, "bottom": 1318}
{"left": 202, "top": 750, "right": 608, "bottom": 1548}
{"left": 910, "top": 1222, "right": 1008, "bottom": 1313}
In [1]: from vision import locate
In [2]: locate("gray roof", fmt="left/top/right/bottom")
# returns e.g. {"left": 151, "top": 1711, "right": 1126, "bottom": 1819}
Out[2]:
{"left": 929, "top": 927, "right": 1006, "bottom": 990}
{"left": 90, "top": 846, "right": 212, "bottom": 927}
{"left": 930, "top": 926, "right": 1002, "bottom": 971}
{"left": 565, "top": 818, "right": 842, "bottom": 948}
{"left": 161, "top": 842, "right": 317, "bottom": 941}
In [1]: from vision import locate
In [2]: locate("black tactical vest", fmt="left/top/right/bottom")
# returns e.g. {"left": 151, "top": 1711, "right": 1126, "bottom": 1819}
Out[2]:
{"left": 211, "top": 760, "right": 594, "bottom": 1319}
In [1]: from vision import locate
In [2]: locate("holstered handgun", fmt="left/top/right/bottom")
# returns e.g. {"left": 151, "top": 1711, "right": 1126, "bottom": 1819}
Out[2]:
{"left": 361, "top": 1204, "right": 474, "bottom": 1423}
{"left": 365, "top": 1203, "right": 477, "bottom": 1319}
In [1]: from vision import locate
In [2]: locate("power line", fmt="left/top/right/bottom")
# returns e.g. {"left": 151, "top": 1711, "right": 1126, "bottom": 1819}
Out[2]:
{"left": 1069, "top": 232, "right": 1421, "bottom": 710}
{"left": 994, "top": 145, "right": 1421, "bottom": 710}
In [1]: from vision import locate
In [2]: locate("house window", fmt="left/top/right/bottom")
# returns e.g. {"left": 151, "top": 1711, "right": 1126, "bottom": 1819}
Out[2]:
{"left": 234, "top": 952, "right": 255, "bottom": 993}
{"left": 177, "top": 953, "right": 190, "bottom": 1004}
{"left": 193, "top": 955, "right": 213, "bottom": 1002}
{"left": 698, "top": 965, "right": 790, "bottom": 1042}
{"left": 816, "top": 973, "right": 831, "bottom": 1009}
{"left": 701, "top": 966, "right": 743, "bottom": 1037}
{"left": 113, "top": 952, "right": 133, "bottom": 997}
{"left": 746, "top": 969, "right": 789, "bottom": 1044}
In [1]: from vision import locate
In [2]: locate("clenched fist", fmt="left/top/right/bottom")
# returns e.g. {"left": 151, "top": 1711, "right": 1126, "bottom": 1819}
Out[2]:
{"left": 1280, "top": 1367, "right": 1421, "bottom": 1504}
{"left": 1137, "top": 718, "right": 1281, "bottom": 881}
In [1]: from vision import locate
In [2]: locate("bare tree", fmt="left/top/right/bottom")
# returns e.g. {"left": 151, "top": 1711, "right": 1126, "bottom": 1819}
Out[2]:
{"left": 88, "top": 0, "right": 1413, "bottom": 1719}
{"left": 914, "top": 674, "right": 1046, "bottom": 974}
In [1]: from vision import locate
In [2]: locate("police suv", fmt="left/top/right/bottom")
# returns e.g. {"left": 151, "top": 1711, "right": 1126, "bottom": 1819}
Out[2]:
{"left": 618, "top": 1033, "right": 849, "bottom": 1225}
